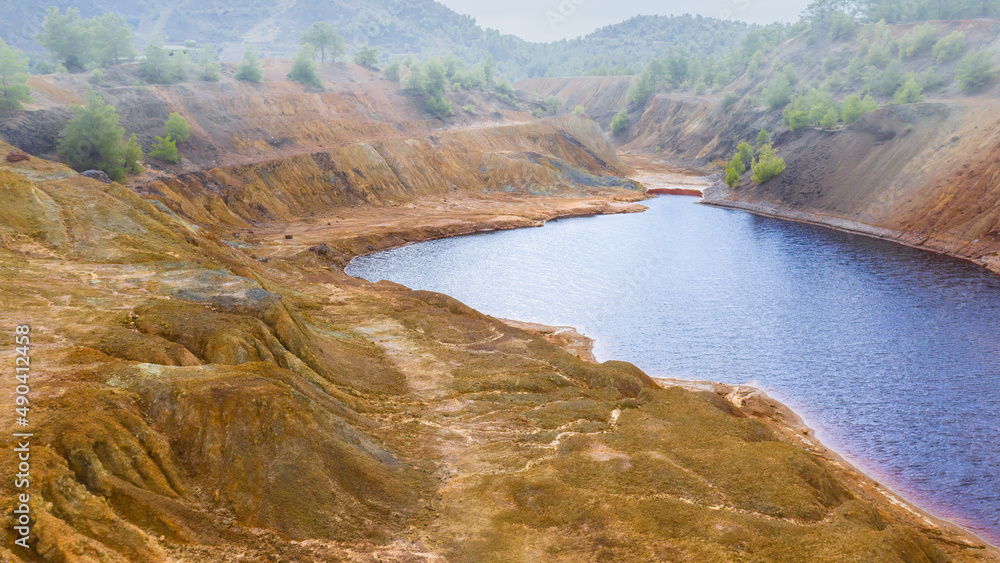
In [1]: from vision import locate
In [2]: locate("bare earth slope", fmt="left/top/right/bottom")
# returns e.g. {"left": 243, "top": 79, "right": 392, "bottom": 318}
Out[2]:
{"left": 0, "top": 67, "right": 997, "bottom": 561}
{"left": 520, "top": 21, "right": 1000, "bottom": 274}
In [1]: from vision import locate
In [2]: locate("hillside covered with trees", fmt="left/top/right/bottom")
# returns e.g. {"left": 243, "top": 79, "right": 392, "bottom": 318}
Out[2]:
{"left": 0, "top": 0, "right": 752, "bottom": 78}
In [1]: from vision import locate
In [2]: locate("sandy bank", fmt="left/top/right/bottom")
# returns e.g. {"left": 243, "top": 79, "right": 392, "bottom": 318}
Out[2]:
{"left": 508, "top": 316, "right": 998, "bottom": 553}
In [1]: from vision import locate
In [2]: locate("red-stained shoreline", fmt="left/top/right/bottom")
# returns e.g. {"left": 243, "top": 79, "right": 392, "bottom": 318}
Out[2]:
{"left": 645, "top": 187, "right": 703, "bottom": 196}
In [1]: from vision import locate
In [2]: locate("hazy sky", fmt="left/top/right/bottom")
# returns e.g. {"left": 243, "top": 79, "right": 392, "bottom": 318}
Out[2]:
{"left": 435, "top": 0, "right": 811, "bottom": 42}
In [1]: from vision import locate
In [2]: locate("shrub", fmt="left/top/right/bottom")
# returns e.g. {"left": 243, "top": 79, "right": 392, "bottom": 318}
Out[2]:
{"left": 728, "top": 151, "right": 746, "bottom": 175}
{"left": 738, "top": 141, "right": 756, "bottom": 165}
{"left": 695, "top": 82, "right": 707, "bottom": 95}
{"left": 841, "top": 93, "right": 878, "bottom": 124}
{"left": 917, "top": 67, "right": 944, "bottom": 91}
{"left": 610, "top": 108, "right": 629, "bottom": 135}
{"left": 626, "top": 71, "right": 655, "bottom": 105}
{"left": 720, "top": 91, "right": 739, "bottom": 108}
{"left": 899, "top": 23, "right": 937, "bottom": 58}
{"left": 544, "top": 95, "right": 565, "bottom": 114}
{"left": 289, "top": 45, "right": 323, "bottom": 88}
{"left": 235, "top": 46, "right": 263, "bottom": 83}
{"left": 819, "top": 107, "right": 840, "bottom": 129}
{"left": 164, "top": 112, "right": 191, "bottom": 143}
{"left": 755, "top": 130, "right": 769, "bottom": 147}
{"left": 384, "top": 59, "right": 401, "bottom": 82}
{"left": 933, "top": 31, "right": 966, "bottom": 63}
{"left": 198, "top": 46, "right": 221, "bottom": 81}
{"left": 531, "top": 108, "right": 543, "bottom": 118}
{"left": 573, "top": 105, "right": 585, "bottom": 114}
{"left": 58, "top": 91, "right": 127, "bottom": 181}
{"left": 425, "top": 96, "right": 453, "bottom": 118}
{"left": 122, "top": 133, "right": 143, "bottom": 173}
{"left": 865, "top": 43, "right": 891, "bottom": 69}
{"left": 751, "top": 144, "right": 786, "bottom": 184}
{"left": 0, "top": 40, "right": 32, "bottom": 109}
{"left": 184, "top": 40, "right": 197, "bottom": 48}
{"left": 89, "top": 69, "right": 104, "bottom": 84}
{"left": 763, "top": 75, "right": 793, "bottom": 110}
{"left": 141, "top": 39, "right": 188, "bottom": 84}
{"left": 353, "top": 44, "right": 379, "bottom": 69}
{"left": 784, "top": 108, "right": 809, "bottom": 131}
{"left": 828, "top": 11, "right": 855, "bottom": 41}
{"left": 956, "top": 51, "right": 997, "bottom": 92}
{"left": 463, "top": 104, "right": 475, "bottom": 113}
{"left": 868, "top": 59, "right": 905, "bottom": 96}
{"left": 725, "top": 163, "right": 742, "bottom": 188}
{"left": 823, "top": 70, "right": 844, "bottom": 92}
{"left": 149, "top": 135, "right": 180, "bottom": 163}
{"left": 894, "top": 77, "right": 924, "bottom": 104}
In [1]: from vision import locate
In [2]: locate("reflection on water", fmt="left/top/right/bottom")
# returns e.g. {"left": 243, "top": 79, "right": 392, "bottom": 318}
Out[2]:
{"left": 347, "top": 195, "right": 1000, "bottom": 543}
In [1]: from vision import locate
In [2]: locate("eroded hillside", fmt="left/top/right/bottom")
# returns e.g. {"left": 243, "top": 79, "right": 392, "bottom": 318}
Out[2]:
{"left": 0, "top": 61, "right": 997, "bottom": 562}
{"left": 521, "top": 19, "right": 1000, "bottom": 275}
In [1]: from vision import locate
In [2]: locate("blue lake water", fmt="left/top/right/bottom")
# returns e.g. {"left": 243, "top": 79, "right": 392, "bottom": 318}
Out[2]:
{"left": 346, "top": 195, "right": 1000, "bottom": 544}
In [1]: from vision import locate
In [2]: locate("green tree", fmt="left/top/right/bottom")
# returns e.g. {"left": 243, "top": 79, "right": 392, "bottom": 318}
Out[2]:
{"left": 197, "top": 46, "right": 221, "bottom": 81}
{"left": 403, "top": 63, "right": 425, "bottom": 93}
{"left": 37, "top": 7, "right": 91, "bottom": 72}
{"left": 784, "top": 108, "right": 809, "bottom": 131}
{"left": 353, "top": 44, "right": 379, "bottom": 69}
{"left": 725, "top": 163, "right": 742, "bottom": 188}
{"left": 720, "top": 91, "right": 739, "bottom": 108}
{"left": 149, "top": 135, "right": 180, "bottom": 163}
{"left": 841, "top": 93, "right": 878, "bottom": 123}
{"left": 384, "top": 59, "right": 401, "bottom": 82}
{"left": 289, "top": 45, "right": 323, "bottom": 88}
{"left": 141, "top": 39, "right": 188, "bottom": 84}
{"left": 933, "top": 31, "right": 966, "bottom": 63}
{"left": 899, "top": 23, "right": 936, "bottom": 58}
{"left": 122, "top": 133, "right": 143, "bottom": 173}
{"left": 755, "top": 129, "right": 769, "bottom": 147}
{"left": 763, "top": 74, "right": 793, "bottom": 110}
{"left": 544, "top": 95, "right": 565, "bottom": 114}
{"left": 610, "top": 107, "right": 629, "bottom": 135}
{"left": 573, "top": 105, "right": 585, "bottom": 114}
{"left": 736, "top": 142, "right": 755, "bottom": 170}
{"left": 58, "top": 91, "right": 127, "bottom": 181}
{"left": 426, "top": 97, "right": 453, "bottom": 118}
{"left": 956, "top": 51, "right": 997, "bottom": 92}
{"left": 90, "top": 13, "right": 135, "bottom": 67}
{"left": 235, "top": 46, "right": 263, "bottom": 83}
{"left": 300, "top": 23, "right": 344, "bottom": 63}
{"left": 164, "top": 113, "right": 191, "bottom": 143}
{"left": 894, "top": 77, "right": 923, "bottom": 103}
{"left": 483, "top": 55, "right": 495, "bottom": 83}
{"left": 423, "top": 57, "right": 448, "bottom": 98}
{"left": 751, "top": 144, "right": 786, "bottom": 184}
{"left": 819, "top": 107, "right": 840, "bottom": 128}
{"left": 728, "top": 151, "right": 746, "bottom": 175}
{"left": 827, "top": 11, "right": 855, "bottom": 41}
{"left": 627, "top": 71, "right": 655, "bottom": 105}
{"left": 0, "top": 40, "right": 31, "bottom": 109}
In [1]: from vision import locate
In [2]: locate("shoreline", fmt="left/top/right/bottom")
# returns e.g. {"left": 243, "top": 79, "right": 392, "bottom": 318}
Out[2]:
{"left": 326, "top": 179, "right": 1000, "bottom": 554}
{"left": 503, "top": 319, "right": 999, "bottom": 553}
{"left": 700, "top": 181, "right": 1000, "bottom": 277}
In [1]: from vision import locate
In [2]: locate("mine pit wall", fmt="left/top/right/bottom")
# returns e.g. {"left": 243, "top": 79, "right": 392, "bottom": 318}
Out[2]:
{"left": 520, "top": 77, "right": 1000, "bottom": 274}
{"left": 137, "top": 116, "right": 639, "bottom": 229}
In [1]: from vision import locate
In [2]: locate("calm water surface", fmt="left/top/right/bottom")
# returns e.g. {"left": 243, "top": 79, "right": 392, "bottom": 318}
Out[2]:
{"left": 347, "top": 195, "right": 1000, "bottom": 543}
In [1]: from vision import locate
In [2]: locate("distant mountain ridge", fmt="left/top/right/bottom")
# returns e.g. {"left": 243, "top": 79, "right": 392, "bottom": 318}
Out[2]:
{"left": 0, "top": 0, "right": 753, "bottom": 78}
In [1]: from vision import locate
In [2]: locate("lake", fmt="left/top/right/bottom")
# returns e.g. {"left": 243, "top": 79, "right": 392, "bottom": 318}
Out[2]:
{"left": 346, "top": 195, "right": 1000, "bottom": 544}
